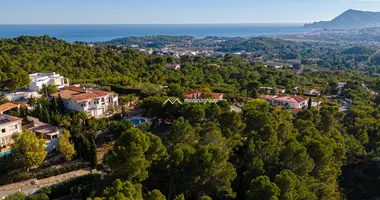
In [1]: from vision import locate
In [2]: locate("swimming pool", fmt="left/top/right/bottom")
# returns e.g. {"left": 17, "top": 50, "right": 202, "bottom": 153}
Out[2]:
{"left": 130, "top": 119, "right": 147, "bottom": 127}
{"left": 125, "top": 116, "right": 152, "bottom": 127}
{"left": 0, "top": 150, "right": 12, "bottom": 157}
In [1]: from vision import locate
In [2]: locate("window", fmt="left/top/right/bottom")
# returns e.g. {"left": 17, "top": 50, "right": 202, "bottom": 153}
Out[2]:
{"left": 8, "top": 124, "right": 18, "bottom": 131}
{"left": 1, "top": 128, "right": 5, "bottom": 133}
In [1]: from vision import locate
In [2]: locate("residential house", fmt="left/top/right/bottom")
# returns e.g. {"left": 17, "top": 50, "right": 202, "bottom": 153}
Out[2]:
{"left": 29, "top": 72, "right": 69, "bottom": 91}
{"left": 292, "top": 87, "right": 300, "bottom": 94}
{"left": 185, "top": 91, "right": 224, "bottom": 101}
{"left": 262, "top": 94, "right": 309, "bottom": 109}
{"left": 0, "top": 102, "right": 20, "bottom": 114}
{"left": 259, "top": 87, "right": 274, "bottom": 94}
{"left": 304, "top": 88, "right": 321, "bottom": 96}
{"left": 165, "top": 64, "right": 181, "bottom": 70}
{"left": 0, "top": 114, "right": 22, "bottom": 157}
{"left": 277, "top": 89, "right": 286, "bottom": 94}
{"left": 337, "top": 82, "right": 346, "bottom": 96}
{"left": 24, "top": 116, "right": 61, "bottom": 152}
{"left": 51, "top": 86, "right": 118, "bottom": 118}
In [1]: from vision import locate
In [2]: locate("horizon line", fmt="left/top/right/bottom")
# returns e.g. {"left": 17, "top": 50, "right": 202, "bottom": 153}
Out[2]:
{"left": 0, "top": 22, "right": 307, "bottom": 25}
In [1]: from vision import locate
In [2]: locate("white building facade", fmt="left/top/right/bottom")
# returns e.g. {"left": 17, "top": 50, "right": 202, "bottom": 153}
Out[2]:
{"left": 52, "top": 86, "right": 118, "bottom": 118}
{"left": 29, "top": 72, "right": 69, "bottom": 91}
{"left": 0, "top": 114, "right": 22, "bottom": 147}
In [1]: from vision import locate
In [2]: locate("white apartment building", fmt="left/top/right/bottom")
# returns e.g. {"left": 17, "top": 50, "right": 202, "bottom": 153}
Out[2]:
{"left": 51, "top": 86, "right": 119, "bottom": 118}
{"left": 29, "top": 72, "right": 69, "bottom": 91}
{"left": 0, "top": 114, "right": 22, "bottom": 147}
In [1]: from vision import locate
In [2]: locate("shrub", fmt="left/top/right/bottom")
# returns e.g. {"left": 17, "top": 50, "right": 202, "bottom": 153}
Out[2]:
{"left": 0, "top": 162, "right": 90, "bottom": 185}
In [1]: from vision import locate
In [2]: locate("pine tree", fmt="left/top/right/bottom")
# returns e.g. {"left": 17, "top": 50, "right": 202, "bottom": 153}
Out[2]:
{"left": 51, "top": 97, "right": 59, "bottom": 113}
{"left": 308, "top": 97, "right": 312, "bottom": 109}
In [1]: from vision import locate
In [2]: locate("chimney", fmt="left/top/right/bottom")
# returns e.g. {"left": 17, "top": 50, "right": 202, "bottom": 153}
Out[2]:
{"left": 82, "top": 87, "right": 87, "bottom": 93}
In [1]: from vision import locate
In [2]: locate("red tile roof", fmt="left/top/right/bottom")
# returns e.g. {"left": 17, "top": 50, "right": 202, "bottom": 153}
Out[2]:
{"left": 185, "top": 91, "right": 224, "bottom": 100}
{"left": 0, "top": 114, "right": 22, "bottom": 124}
{"left": 262, "top": 94, "right": 309, "bottom": 103}
{"left": 0, "top": 102, "right": 19, "bottom": 113}
{"left": 52, "top": 86, "right": 112, "bottom": 102}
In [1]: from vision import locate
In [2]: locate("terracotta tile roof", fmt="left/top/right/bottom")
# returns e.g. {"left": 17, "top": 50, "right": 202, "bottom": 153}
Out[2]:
{"left": 211, "top": 92, "right": 224, "bottom": 99}
{"left": 0, "top": 102, "right": 19, "bottom": 113}
{"left": 0, "top": 114, "right": 22, "bottom": 125}
{"left": 292, "top": 108, "right": 302, "bottom": 113}
{"left": 71, "top": 93, "right": 99, "bottom": 102}
{"left": 185, "top": 91, "right": 224, "bottom": 100}
{"left": 166, "top": 64, "right": 180, "bottom": 67}
{"left": 51, "top": 89, "right": 78, "bottom": 99}
{"left": 51, "top": 86, "right": 112, "bottom": 102}
{"left": 186, "top": 91, "right": 202, "bottom": 99}
{"left": 293, "top": 96, "right": 309, "bottom": 103}
{"left": 262, "top": 94, "right": 309, "bottom": 103}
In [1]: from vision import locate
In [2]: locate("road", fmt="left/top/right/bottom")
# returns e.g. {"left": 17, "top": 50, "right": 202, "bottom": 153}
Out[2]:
{"left": 0, "top": 168, "right": 91, "bottom": 199}
{"left": 0, "top": 182, "right": 55, "bottom": 199}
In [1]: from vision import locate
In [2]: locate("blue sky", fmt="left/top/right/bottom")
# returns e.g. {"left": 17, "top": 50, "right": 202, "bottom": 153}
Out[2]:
{"left": 1, "top": 0, "right": 380, "bottom": 24}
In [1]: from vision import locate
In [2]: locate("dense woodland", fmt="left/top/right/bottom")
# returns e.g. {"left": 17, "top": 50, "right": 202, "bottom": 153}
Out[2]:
{"left": 1, "top": 36, "right": 380, "bottom": 200}
{"left": 101, "top": 35, "right": 380, "bottom": 71}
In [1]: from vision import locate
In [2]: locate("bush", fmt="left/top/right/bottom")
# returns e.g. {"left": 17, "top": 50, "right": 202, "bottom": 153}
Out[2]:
{"left": 36, "top": 174, "right": 103, "bottom": 199}
{"left": 0, "top": 162, "right": 90, "bottom": 185}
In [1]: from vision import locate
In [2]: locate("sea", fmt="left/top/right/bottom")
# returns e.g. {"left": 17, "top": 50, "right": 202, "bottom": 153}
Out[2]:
{"left": 0, "top": 24, "right": 315, "bottom": 43}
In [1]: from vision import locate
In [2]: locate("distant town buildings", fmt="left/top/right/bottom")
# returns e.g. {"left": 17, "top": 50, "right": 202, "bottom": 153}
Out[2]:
{"left": 262, "top": 94, "right": 309, "bottom": 109}
{"left": 51, "top": 86, "right": 118, "bottom": 118}
{"left": 29, "top": 72, "right": 69, "bottom": 91}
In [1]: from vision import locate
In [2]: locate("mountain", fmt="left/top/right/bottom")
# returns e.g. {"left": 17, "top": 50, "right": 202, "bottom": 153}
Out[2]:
{"left": 304, "top": 9, "right": 380, "bottom": 29}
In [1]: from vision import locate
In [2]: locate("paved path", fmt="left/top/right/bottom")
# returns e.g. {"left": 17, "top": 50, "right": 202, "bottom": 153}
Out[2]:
{"left": 0, "top": 168, "right": 91, "bottom": 199}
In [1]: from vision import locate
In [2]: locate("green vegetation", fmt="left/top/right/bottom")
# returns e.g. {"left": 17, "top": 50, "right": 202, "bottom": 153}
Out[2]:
{"left": 57, "top": 130, "right": 76, "bottom": 161}
{"left": 2, "top": 36, "right": 380, "bottom": 200}
{"left": 0, "top": 162, "right": 90, "bottom": 186}
{"left": 12, "top": 130, "right": 47, "bottom": 172}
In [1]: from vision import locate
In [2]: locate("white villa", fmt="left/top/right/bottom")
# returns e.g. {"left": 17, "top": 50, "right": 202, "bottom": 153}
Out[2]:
{"left": 24, "top": 116, "right": 61, "bottom": 153}
{"left": 29, "top": 72, "right": 69, "bottom": 91}
{"left": 262, "top": 94, "right": 310, "bottom": 109}
{"left": 0, "top": 114, "right": 22, "bottom": 149}
{"left": 51, "top": 86, "right": 118, "bottom": 118}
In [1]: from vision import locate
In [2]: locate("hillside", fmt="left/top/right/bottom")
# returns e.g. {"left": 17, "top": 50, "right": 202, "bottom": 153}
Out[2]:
{"left": 304, "top": 9, "right": 380, "bottom": 29}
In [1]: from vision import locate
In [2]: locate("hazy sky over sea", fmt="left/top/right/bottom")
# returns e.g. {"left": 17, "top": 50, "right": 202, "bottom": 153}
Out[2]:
{"left": 1, "top": 0, "right": 380, "bottom": 24}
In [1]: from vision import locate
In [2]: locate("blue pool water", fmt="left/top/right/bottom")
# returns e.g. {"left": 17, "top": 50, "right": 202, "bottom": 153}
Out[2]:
{"left": 0, "top": 150, "right": 12, "bottom": 157}
{"left": 130, "top": 119, "right": 147, "bottom": 127}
